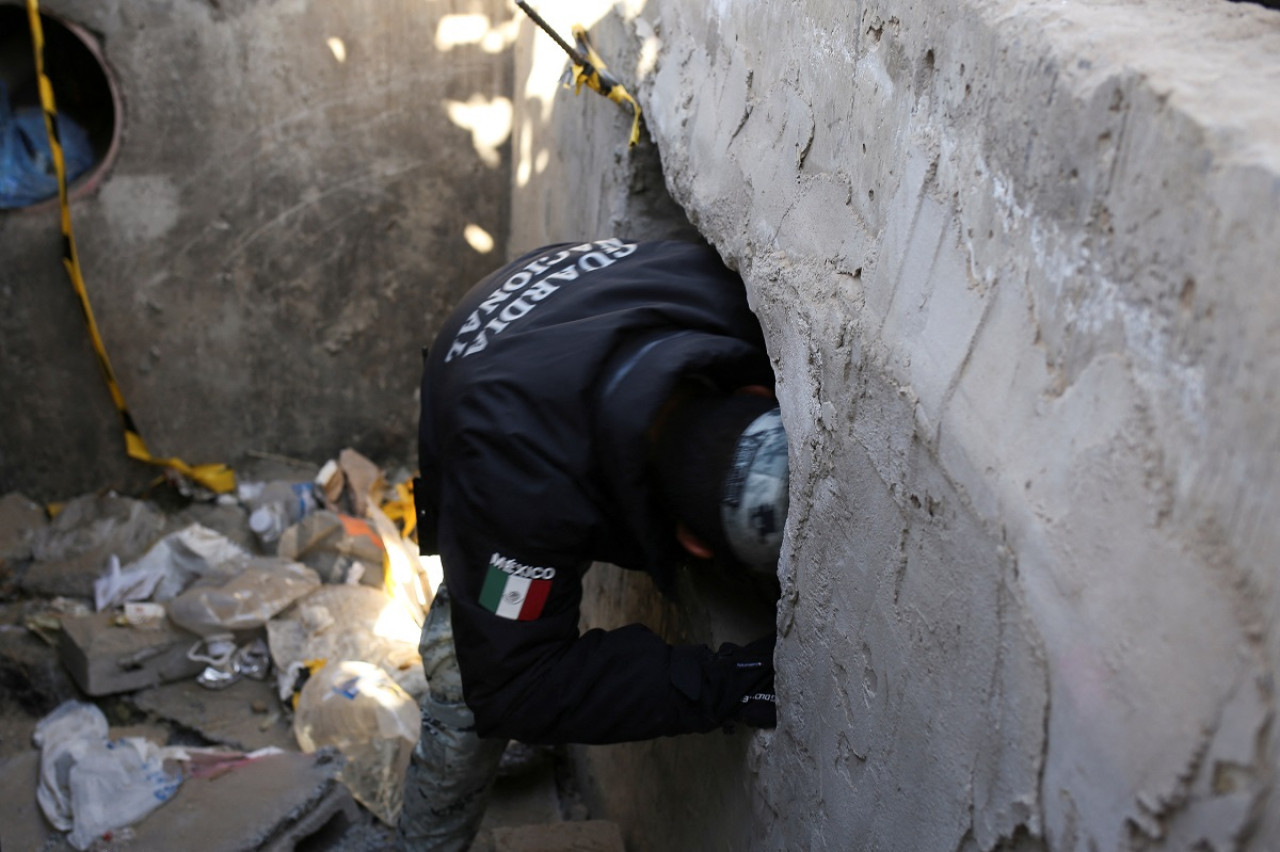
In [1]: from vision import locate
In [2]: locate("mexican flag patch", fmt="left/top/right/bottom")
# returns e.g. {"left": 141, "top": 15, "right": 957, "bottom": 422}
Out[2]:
{"left": 479, "top": 552, "right": 555, "bottom": 620}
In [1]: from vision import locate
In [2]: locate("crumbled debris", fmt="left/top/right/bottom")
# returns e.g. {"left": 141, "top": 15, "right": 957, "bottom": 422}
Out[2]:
{"left": 0, "top": 446, "right": 576, "bottom": 850}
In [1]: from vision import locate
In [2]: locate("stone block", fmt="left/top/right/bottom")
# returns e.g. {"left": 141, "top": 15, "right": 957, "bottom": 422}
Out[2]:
{"left": 490, "top": 820, "right": 626, "bottom": 852}
{"left": 128, "top": 749, "right": 350, "bottom": 851}
{"left": 131, "top": 676, "right": 296, "bottom": 753}
{"left": 58, "top": 611, "right": 204, "bottom": 697}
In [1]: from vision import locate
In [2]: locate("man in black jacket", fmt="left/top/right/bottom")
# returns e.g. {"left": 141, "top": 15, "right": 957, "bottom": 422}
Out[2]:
{"left": 398, "top": 239, "right": 788, "bottom": 850}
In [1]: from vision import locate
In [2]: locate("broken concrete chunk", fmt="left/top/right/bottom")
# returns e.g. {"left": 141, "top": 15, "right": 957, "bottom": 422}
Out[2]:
{"left": 128, "top": 749, "right": 352, "bottom": 852}
{"left": 58, "top": 610, "right": 205, "bottom": 696}
{"left": 131, "top": 677, "right": 296, "bottom": 753}
{"left": 276, "top": 510, "right": 386, "bottom": 587}
{"left": 337, "top": 448, "right": 386, "bottom": 517}
{"left": 25, "top": 494, "right": 167, "bottom": 598}
{"left": 0, "top": 492, "right": 47, "bottom": 562}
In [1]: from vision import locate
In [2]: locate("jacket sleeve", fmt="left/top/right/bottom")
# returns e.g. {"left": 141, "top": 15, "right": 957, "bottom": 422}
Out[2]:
{"left": 441, "top": 527, "right": 773, "bottom": 745}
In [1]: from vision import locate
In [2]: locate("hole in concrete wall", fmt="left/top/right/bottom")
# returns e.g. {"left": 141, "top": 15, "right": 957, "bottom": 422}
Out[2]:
{"left": 1229, "top": 0, "right": 1279, "bottom": 9}
{"left": 0, "top": 5, "right": 119, "bottom": 210}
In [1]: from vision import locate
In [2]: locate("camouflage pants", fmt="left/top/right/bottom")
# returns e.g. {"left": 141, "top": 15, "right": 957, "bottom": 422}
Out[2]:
{"left": 397, "top": 584, "right": 507, "bottom": 851}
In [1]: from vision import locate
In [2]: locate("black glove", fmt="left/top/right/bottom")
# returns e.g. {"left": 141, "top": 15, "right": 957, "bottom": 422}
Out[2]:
{"left": 712, "top": 634, "right": 777, "bottom": 729}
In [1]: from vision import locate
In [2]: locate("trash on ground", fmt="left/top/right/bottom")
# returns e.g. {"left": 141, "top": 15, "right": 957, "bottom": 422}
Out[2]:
{"left": 25, "top": 494, "right": 168, "bottom": 598}
{"left": 368, "top": 503, "right": 431, "bottom": 626}
{"left": 2, "top": 446, "right": 436, "bottom": 848}
{"left": 335, "top": 448, "right": 387, "bottom": 517}
{"left": 266, "top": 584, "right": 426, "bottom": 702}
{"left": 23, "top": 596, "right": 92, "bottom": 646}
{"left": 292, "top": 659, "right": 419, "bottom": 826}
{"left": 277, "top": 510, "right": 386, "bottom": 586}
{"left": 185, "top": 634, "right": 274, "bottom": 690}
{"left": 33, "top": 700, "right": 185, "bottom": 850}
{"left": 165, "top": 556, "right": 320, "bottom": 636}
{"left": 59, "top": 610, "right": 205, "bottom": 696}
{"left": 121, "top": 601, "right": 167, "bottom": 629}
{"left": 239, "top": 480, "right": 319, "bottom": 545}
{"left": 93, "top": 523, "right": 249, "bottom": 611}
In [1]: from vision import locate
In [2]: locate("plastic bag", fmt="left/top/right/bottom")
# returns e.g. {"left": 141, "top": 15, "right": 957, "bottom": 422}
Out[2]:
{"left": 33, "top": 701, "right": 109, "bottom": 832}
{"left": 94, "top": 523, "right": 248, "bottom": 610}
{"left": 166, "top": 556, "right": 320, "bottom": 636}
{"left": 292, "top": 660, "right": 419, "bottom": 825}
{"left": 33, "top": 701, "right": 185, "bottom": 850}
{"left": 30, "top": 494, "right": 167, "bottom": 588}
{"left": 0, "top": 81, "right": 95, "bottom": 209}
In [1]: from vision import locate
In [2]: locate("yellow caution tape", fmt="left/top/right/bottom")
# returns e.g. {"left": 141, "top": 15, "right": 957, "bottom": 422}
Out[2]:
{"left": 514, "top": 2, "right": 642, "bottom": 148}
{"left": 26, "top": 0, "right": 235, "bottom": 495}
{"left": 566, "top": 25, "right": 642, "bottom": 148}
{"left": 380, "top": 478, "right": 417, "bottom": 540}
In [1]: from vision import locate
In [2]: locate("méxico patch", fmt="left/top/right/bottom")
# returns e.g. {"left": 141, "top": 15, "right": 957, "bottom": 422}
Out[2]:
{"left": 479, "top": 553, "right": 556, "bottom": 620}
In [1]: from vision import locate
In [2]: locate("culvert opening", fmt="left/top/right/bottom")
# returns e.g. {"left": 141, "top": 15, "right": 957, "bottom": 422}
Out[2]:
{"left": 0, "top": 5, "right": 119, "bottom": 210}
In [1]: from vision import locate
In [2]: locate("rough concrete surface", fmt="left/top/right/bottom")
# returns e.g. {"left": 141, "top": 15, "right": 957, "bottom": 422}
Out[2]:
{"left": 130, "top": 676, "right": 298, "bottom": 753}
{"left": 0, "top": 0, "right": 514, "bottom": 502}
{"left": 127, "top": 749, "right": 347, "bottom": 852}
{"left": 489, "top": 820, "right": 625, "bottom": 852}
{"left": 512, "top": 0, "right": 1280, "bottom": 850}
{"left": 620, "top": 0, "right": 1280, "bottom": 850}
{"left": 2, "top": 0, "right": 1277, "bottom": 849}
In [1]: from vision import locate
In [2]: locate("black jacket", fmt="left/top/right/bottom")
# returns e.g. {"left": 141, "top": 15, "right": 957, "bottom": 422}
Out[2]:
{"left": 417, "top": 239, "right": 774, "bottom": 744}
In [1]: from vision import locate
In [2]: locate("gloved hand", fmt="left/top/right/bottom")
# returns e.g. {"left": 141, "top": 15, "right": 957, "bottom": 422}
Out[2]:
{"left": 712, "top": 634, "right": 777, "bottom": 729}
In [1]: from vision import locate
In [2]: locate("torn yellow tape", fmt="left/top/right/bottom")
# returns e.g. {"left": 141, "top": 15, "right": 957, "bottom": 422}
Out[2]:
{"left": 566, "top": 24, "right": 642, "bottom": 147}
{"left": 27, "top": 0, "right": 235, "bottom": 494}
{"left": 380, "top": 478, "right": 418, "bottom": 540}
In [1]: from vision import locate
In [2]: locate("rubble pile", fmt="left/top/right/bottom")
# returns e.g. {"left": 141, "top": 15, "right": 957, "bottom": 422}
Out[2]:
{"left": 0, "top": 450, "right": 429, "bottom": 852}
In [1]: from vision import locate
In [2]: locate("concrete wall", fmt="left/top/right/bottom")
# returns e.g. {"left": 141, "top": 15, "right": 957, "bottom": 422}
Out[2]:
{"left": 513, "top": 1, "right": 1280, "bottom": 850}
{"left": 0, "top": 0, "right": 512, "bottom": 501}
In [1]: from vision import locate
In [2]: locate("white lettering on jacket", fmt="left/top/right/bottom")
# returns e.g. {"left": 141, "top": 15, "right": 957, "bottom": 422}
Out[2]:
{"left": 489, "top": 553, "right": 557, "bottom": 581}
{"left": 445, "top": 239, "right": 638, "bottom": 362}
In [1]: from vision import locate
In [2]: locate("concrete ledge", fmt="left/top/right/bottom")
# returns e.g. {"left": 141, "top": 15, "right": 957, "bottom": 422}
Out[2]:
{"left": 513, "top": 1, "right": 1280, "bottom": 850}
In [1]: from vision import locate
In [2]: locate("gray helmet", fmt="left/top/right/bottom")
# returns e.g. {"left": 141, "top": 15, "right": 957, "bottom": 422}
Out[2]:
{"left": 720, "top": 408, "right": 789, "bottom": 574}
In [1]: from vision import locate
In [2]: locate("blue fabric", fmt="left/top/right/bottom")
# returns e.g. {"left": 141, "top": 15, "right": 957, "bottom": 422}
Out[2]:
{"left": 0, "top": 81, "right": 95, "bottom": 209}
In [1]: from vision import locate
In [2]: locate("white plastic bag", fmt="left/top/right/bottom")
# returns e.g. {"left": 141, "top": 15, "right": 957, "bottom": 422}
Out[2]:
{"left": 94, "top": 523, "right": 248, "bottom": 611}
{"left": 33, "top": 701, "right": 108, "bottom": 832}
{"left": 33, "top": 700, "right": 186, "bottom": 850}
{"left": 66, "top": 737, "right": 183, "bottom": 849}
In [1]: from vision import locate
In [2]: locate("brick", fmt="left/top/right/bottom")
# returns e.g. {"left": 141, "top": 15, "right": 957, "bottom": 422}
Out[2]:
{"left": 58, "top": 611, "right": 205, "bottom": 697}
{"left": 128, "top": 749, "right": 349, "bottom": 852}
